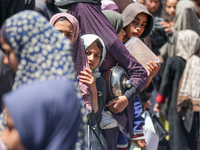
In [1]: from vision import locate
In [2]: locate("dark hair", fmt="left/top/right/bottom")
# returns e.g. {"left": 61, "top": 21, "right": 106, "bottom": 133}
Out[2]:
{"left": 94, "top": 39, "right": 103, "bottom": 52}
{"left": 53, "top": 17, "right": 70, "bottom": 25}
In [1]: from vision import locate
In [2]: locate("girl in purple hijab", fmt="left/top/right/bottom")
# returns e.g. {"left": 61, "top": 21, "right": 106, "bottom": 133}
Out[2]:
{"left": 50, "top": 13, "right": 92, "bottom": 111}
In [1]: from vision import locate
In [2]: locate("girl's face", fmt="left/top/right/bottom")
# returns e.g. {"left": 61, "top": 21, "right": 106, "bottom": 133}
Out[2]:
{"left": 117, "top": 29, "right": 126, "bottom": 43}
{"left": 146, "top": 0, "right": 160, "bottom": 13}
{"left": 1, "top": 109, "right": 26, "bottom": 150}
{"left": 54, "top": 20, "right": 75, "bottom": 43}
{"left": 124, "top": 13, "right": 148, "bottom": 38}
{"left": 165, "top": 0, "right": 177, "bottom": 17}
{"left": 0, "top": 38, "right": 19, "bottom": 74}
{"left": 85, "top": 42, "right": 102, "bottom": 70}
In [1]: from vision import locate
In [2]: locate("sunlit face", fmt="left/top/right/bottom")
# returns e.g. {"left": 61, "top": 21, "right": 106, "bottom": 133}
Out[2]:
{"left": 165, "top": 0, "right": 177, "bottom": 17}
{"left": 117, "top": 29, "right": 126, "bottom": 43}
{"left": 0, "top": 38, "right": 19, "bottom": 74}
{"left": 1, "top": 109, "right": 26, "bottom": 150}
{"left": 85, "top": 42, "right": 102, "bottom": 70}
{"left": 124, "top": 13, "right": 147, "bottom": 38}
{"left": 146, "top": 0, "right": 160, "bottom": 13}
{"left": 54, "top": 20, "right": 75, "bottom": 43}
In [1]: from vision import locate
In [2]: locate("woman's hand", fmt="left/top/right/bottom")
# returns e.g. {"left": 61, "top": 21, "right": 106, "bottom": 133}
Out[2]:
{"left": 105, "top": 95, "right": 129, "bottom": 113}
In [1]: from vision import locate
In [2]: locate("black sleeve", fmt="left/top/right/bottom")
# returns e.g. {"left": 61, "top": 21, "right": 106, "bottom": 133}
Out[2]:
{"left": 124, "top": 82, "right": 140, "bottom": 102}
{"left": 94, "top": 77, "right": 107, "bottom": 125}
{"left": 139, "top": 81, "right": 154, "bottom": 103}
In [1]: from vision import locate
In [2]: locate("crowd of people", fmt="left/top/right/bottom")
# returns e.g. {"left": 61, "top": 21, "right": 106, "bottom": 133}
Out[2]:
{"left": 0, "top": 0, "right": 199, "bottom": 150}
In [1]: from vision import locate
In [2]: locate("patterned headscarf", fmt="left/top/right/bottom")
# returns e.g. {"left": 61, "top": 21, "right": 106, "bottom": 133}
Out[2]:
{"left": 1, "top": 11, "right": 77, "bottom": 90}
{"left": 81, "top": 34, "right": 106, "bottom": 79}
{"left": 50, "top": 13, "right": 92, "bottom": 111}
{"left": 0, "top": 10, "right": 87, "bottom": 149}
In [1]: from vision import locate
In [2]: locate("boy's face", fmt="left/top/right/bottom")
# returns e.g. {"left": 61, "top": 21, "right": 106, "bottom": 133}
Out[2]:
{"left": 1, "top": 109, "right": 26, "bottom": 150}
{"left": 54, "top": 20, "right": 75, "bottom": 43}
{"left": 165, "top": 0, "right": 177, "bottom": 17}
{"left": 85, "top": 42, "right": 102, "bottom": 70}
{"left": 124, "top": 13, "right": 147, "bottom": 38}
{"left": 146, "top": 0, "right": 160, "bottom": 13}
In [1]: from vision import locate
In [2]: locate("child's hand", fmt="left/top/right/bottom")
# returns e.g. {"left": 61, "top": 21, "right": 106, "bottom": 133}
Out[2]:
{"left": 153, "top": 103, "right": 163, "bottom": 112}
{"left": 105, "top": 95, "right": 128, "bottom": 113}
{"left": 147, "top": 61, "right": 160, "bottom": 79}
{"left": 135, "top": 139, "right": 146, "bottom": 149}
{"left": 142, "top": 100, "right": 151, "bottom": 111}
{"left": 79, "top": 68, "right": 97, "bottom": 94}
{"left": 159, "top": 21, "right": 173, "bottom": 34}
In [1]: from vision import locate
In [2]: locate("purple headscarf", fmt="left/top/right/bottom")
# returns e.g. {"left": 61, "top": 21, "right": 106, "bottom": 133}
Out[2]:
{"left": 50, "top": 13, "right": 92, "bottom": 111}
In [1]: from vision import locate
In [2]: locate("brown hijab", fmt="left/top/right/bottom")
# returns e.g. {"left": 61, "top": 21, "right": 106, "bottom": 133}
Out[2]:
{"left": 122, "top": 3, "right": 153, "bottom": 39}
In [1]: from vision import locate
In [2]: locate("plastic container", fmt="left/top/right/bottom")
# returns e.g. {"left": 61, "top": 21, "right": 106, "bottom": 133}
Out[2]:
{"left": 125, "top": 37, "right": 160, "bottom": 71}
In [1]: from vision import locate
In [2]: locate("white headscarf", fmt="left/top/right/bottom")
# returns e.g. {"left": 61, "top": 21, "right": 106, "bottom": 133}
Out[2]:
{"left": 81, "top": 34, "right": 106, "bottom": 79}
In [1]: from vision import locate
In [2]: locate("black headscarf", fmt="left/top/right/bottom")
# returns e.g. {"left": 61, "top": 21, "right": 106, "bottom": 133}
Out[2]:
{"left": 0, "top": 0, "right": 35, "bottom": 27}
{"left": 55, "top": 0, "right": 101, "bottom": 9}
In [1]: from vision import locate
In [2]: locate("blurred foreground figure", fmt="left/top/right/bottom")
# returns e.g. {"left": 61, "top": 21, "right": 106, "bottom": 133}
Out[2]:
{"left": 1, "top": 79, "right": 81, "bottom": 150}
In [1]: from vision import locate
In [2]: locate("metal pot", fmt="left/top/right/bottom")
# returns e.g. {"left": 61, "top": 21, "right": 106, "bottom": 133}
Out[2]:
{"left": 102, "top": 66, "right": 131, "bottom": 101}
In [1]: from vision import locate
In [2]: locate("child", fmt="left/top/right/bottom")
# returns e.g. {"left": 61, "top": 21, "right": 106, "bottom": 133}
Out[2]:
{"left": 79, "top": 34, "right": 107, "bottom": 124}
{"left": 50, "top": 13, "right": 92, "bottom": 112}
{"left": 103, "top": 9, "right": 160, "bottom": 149}
{"left": 122, "top": 4, "right": 160, "bottom": 149}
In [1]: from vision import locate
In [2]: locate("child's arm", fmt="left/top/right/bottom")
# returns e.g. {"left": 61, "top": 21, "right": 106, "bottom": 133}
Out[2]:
{"left": 79, "top": 68, "right": 98, "bottom": 113}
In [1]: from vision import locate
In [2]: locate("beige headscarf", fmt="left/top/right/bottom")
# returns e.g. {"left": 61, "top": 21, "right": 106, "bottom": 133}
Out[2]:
{"left": 176, "top": 30, "right": 200, "bottom": 60}
{"left": 177, "top": 30, "right": 200, "bottom": 112}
